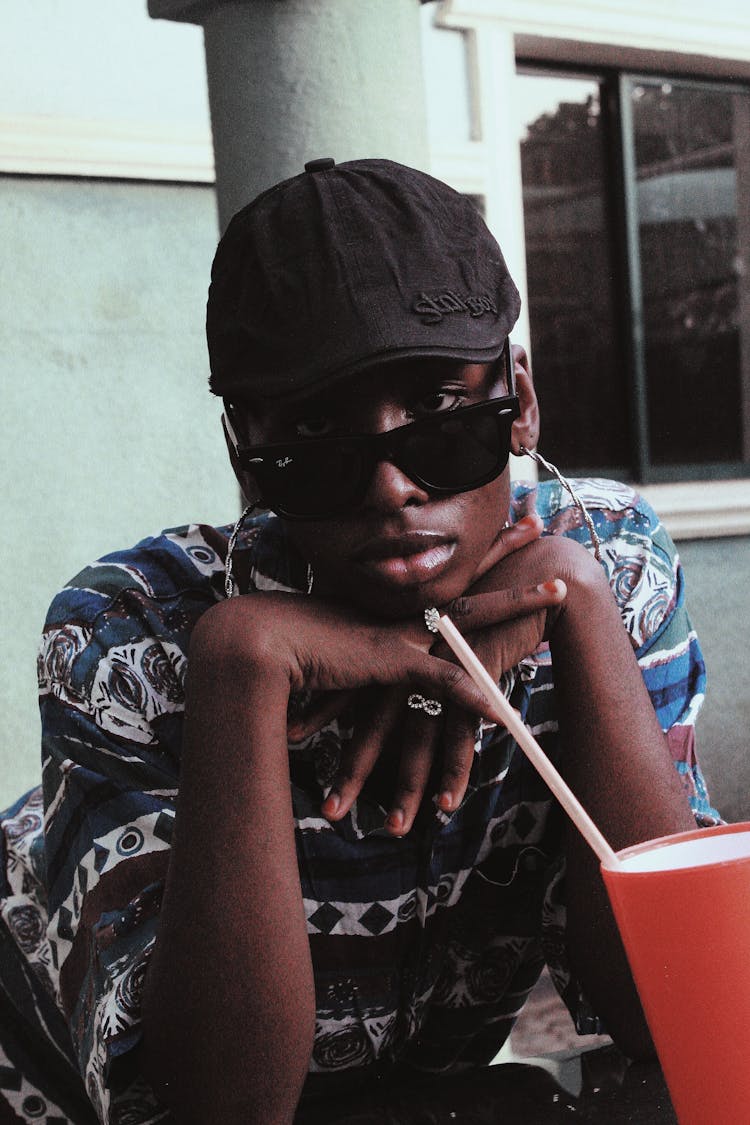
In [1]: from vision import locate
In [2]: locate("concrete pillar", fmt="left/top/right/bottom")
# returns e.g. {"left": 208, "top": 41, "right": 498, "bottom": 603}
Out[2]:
{"left": 149, "top": 0, "right": 432, "bottom": 231}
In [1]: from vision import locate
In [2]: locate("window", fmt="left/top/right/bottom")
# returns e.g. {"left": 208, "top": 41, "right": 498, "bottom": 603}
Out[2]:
{"left": 516, "top": 67, "right": 750, "bottom": 483}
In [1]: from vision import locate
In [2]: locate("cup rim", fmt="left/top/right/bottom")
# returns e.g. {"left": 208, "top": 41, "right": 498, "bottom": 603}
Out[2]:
{"left": 601, "top": 820, "right": 750, "bottom": 873}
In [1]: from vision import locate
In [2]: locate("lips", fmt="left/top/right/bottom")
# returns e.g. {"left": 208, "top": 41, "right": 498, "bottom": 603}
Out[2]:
{"left": 353, "top": 533, "right": 457, "bottom": 586}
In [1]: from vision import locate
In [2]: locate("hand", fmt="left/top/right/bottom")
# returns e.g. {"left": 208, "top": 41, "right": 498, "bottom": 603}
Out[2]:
{"left": 286, "top": 516, "right": 569, "bottom": 834}
{"left": 406, "top": 532, "right": 604, "bottom": 828}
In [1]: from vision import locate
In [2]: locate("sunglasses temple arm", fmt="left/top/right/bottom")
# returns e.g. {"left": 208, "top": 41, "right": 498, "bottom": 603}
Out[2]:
{"left": 221, "top": 408, "right": 242, "bottom": 457}
{"left": 506, "top": 340, "right": 516, "bottom": 397}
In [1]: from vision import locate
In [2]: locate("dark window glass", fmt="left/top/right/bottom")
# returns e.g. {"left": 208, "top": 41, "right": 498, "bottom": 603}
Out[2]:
{"left": 516, "top": 67, "right": 750, "bottom": 481}
{"left": 517, "top": 71, "right": 630, "bottom": 474}
{"left": 632, "top": 80, "right": 749, "bottom": 467}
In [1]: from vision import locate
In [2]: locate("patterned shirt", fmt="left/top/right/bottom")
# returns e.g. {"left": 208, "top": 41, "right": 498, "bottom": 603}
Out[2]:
{"left": 0, "top": 479, "right": 718, "bottom": 1124}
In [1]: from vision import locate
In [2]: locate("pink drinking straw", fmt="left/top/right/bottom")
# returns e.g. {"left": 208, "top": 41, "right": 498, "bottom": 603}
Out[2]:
{"left": 434, "top": 612, "right": 621, "bottom": 870}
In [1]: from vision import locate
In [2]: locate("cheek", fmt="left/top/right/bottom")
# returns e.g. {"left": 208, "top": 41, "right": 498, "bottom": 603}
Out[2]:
{"left": 283, "top": 523, "right": 357, "bottom": 575}
{"left": 446, "top": 490, "right": 508, "bottom": 589}
{"left": 457, "top": 476, "right": 511, "bottom": 550}
{"left": 238, "top": 472, "right": 261, "bottom": 506}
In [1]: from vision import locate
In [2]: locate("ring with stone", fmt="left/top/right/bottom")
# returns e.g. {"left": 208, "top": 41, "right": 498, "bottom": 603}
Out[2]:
{"left": 407, "top": 693, "right": 443, "bottom": 718}
{"left": 424, "top": 607, "right": 440, "bottom": 634}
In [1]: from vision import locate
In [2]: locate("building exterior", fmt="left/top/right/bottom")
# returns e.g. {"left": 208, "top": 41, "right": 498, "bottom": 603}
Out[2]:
{"left": 2, "top": 0, "right": 748, "bottom": 816}
{"left": 424, "top": 0, "right": 750, "bottom": 539}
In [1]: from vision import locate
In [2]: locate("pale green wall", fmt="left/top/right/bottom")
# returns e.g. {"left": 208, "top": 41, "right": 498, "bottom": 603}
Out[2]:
{"left": 678, "top": 537, "right": 750, "bottom": 825}
{"left": 1, "top": 176, "right": 238, "bottom": 806}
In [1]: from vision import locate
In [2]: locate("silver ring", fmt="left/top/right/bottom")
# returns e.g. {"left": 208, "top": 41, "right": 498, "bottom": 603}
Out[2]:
{"left": 424, "top": 607, "right": 440, "bottom": 634}
{"left": 407, "top": 693, "right": 443, "bottom": 718}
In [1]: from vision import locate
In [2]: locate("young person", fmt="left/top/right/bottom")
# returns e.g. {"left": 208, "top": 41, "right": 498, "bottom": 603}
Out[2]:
{"left": 0, "top": 158, "right": 718, "bottom": 1125}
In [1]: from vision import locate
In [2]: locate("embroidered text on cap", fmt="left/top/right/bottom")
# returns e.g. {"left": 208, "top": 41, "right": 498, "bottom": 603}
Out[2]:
{"left": 412, "top": 291, "right": 498, "bottom": 325}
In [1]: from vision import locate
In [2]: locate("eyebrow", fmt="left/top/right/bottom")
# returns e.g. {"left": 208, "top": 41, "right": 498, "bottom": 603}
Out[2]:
{"left": 226, "top": 354, "right": 509, "bottom": 431}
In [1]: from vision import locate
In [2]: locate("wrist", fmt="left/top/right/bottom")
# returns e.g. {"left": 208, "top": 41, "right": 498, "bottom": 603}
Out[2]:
{"left": 189, "top": 597, "right": 294, "bottom": 686}
{"left": 184, "top": 605, "right": 292, "bottom": 775}
{"left": 547, "top": 550, "right": 619, "bottom": 635}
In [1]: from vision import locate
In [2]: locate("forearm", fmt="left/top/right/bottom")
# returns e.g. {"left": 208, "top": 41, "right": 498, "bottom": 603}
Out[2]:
{"left": 141, "top": 630, "right": 314, "bottom": 1123}
{"left": 550, "top": 564, "right": 694, "bottom": 1056}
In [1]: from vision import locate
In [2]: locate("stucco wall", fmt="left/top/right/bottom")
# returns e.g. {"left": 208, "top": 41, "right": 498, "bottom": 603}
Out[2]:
{"left": 677, "top": 536, "right": 750, "bottom": 824}
{"left": 0, "top": 176, "right": 237, "bottom": 806}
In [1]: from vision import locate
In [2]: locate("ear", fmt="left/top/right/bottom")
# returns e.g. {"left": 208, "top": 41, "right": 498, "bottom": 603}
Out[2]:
{"left": 509, "top": 343, "right": 540, "bottom": 455}
{"left": 221, "top": 413, "right": 264, "bottom": 508}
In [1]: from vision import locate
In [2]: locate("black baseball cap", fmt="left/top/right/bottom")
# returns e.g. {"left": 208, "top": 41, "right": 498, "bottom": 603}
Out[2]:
{"left": 207, "top": 157, "right": 521, "bottom": 400}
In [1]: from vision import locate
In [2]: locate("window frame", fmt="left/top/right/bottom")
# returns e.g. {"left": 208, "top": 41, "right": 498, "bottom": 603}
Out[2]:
{"left": 517, "top": 59, "right": 750, "bottom": 486}
{"left": 424, "top": 0, "right": 750, "bottom": 539}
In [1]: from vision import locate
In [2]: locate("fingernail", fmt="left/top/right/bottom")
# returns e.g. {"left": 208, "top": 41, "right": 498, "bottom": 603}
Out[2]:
{"left": 322, "top": 792, "right": 340, "bottom": 818}
{"left": 438, "top": 791, "right": 454, "bottom": 812}
{"left": 517, "top": 514, "right": 539, "bottom": 529}
{"left": 386, "top": 810, "right": 405, "bottom": 835}
{"left": 538, "top": 579, "right": 566, "bottom": 597}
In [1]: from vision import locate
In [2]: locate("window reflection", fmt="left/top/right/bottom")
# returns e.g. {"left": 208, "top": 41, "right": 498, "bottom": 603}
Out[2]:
{"left": 516, "top": 67, "right": 750, "bottom": 479}
{"left": 633, "top": 80, "right": 749, "bottom": 466}
{"left": 516, "top": 71, "right": 630, "bottom": 474}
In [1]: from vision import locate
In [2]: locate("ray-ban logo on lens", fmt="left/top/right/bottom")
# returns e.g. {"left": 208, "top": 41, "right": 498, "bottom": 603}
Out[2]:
{"left": 412, "top": 290, "right": 497, "bottom": 325}
{"left": 276, "top": 456, "right": 293, "bottom": 468}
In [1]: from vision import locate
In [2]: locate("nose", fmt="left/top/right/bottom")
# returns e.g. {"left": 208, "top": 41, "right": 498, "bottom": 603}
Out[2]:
{"left": 356, "top": 401, "right": 431, "bottom": 513}
{"left": 362, "top": 455, "right": 430, "bottom": 513}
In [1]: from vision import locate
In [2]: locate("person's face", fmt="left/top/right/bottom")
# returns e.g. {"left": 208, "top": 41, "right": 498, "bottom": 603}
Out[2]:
{"left": 228, "top": 349, "right": 539, "bottom": 619}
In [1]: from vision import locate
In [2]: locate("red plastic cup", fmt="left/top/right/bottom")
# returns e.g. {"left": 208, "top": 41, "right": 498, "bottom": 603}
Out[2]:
{"left": 601, "top": 822, "right": 750, "bottom": 1125}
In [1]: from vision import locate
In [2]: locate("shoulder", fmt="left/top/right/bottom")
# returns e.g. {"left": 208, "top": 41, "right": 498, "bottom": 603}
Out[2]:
{"left": 44, "top": 522, "right": 231, "bottom": 630}
{"left": 39, "top": 514, "right": 304, "bottom": 689}
{"left": 511, "top": 477, "right": 672, "bottom": 562}
{"left": 512, "top": 476, "right": 661, "bottom": 541}
{"left": 42, "top": 512, "right": 305, "bottom": 626}
{"left": 511, "top": 478, "right": 681, "bottom": 649}
{"left": 38, "top": 523, "right": 235, "bottom": 709}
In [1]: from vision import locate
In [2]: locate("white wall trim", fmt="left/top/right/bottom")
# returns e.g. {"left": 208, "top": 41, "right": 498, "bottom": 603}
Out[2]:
{"left": 641, "top": 480, "right": 750, "bottom": 540}
{"left": 0, "top": 115, "right": 215, "bottom": 182}
{"left": 428, "top": 23, "right": 533, "bottom": 354}
{"left": 437, "top": 0, "right": 750, "bottom": 65}
{"left": 429, "top": 141, "right": 489, "bottom": 197}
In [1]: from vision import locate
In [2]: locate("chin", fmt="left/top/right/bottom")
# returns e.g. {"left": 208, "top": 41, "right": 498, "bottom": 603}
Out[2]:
{"left": 346, "top": 572, "right": 469, "bottom": 622}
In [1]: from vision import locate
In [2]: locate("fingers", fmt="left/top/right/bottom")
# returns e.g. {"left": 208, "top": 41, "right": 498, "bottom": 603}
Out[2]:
{"left": 436, "top": 706, "right": 481, "bottom": 815}
{"left": 287, "top": 689, "right": 355, "bottom": 742}
{"left": 322, "top": 687, "right": 402, "bottom": 822}
{"left": 396, "top": 572, "right": 562, "bottom": 661}
{"left": 306, "top": 590, "right": 566, "bottom": 837}
{"left": 319, "top": 679, "right": 476, "bottom": 839}
{"left": 472, "top": 512, "right": 544, "bottom": 583}
{"left": 434, "top": 593, "right": 558, "bottom": 814}
{"left": 319, "top": 597, "right": 563, "bottom": 836}
{"left": 386, "top": 699, "right": 443, "bottom": 836}
{"left": 320, "top": 686, "right": 450, "bottom": 838}
{"left": 442, "top": 580, "right": 566, "bottom": 635}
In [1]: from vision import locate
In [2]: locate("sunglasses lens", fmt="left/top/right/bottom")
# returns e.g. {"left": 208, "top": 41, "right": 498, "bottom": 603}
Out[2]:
{"left": 254, "top": 442, "right": 363, "bottom": 518}
{"left": 245, "top": 399, "right": 516, "bottom": 518}
{"left": 399, "top": 410, "right": 511, "bottom": 491}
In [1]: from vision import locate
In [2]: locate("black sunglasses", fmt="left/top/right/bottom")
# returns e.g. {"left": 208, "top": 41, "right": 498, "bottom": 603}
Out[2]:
{"left": 223, "top": 346, "right": 519, "bottom": 520}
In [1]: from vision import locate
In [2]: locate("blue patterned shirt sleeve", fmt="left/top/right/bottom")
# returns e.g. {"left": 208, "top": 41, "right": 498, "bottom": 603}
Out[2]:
{"left": 36, "top": 524, "right": 229, "bottom": 1123}
{"left": 514, "top": 477, "right": 717, "bottom": 822}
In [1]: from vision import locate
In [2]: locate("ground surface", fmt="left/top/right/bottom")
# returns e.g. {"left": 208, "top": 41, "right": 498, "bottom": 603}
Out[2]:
{"left": 507, "top": 967, "right": 612, "bottom": 1058}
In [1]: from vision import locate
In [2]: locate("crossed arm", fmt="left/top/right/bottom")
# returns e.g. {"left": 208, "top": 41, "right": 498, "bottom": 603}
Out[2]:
{"left": 141, "top": 526, "right": 694, "bottom": 1122}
